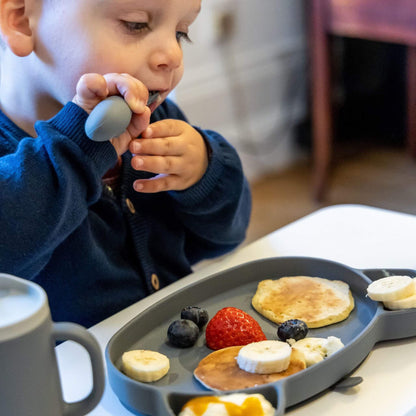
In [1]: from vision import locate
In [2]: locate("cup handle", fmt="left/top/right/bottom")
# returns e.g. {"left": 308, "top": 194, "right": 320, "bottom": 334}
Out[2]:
{"left": 53, "top": 322, "right": 105, "bottom": 416}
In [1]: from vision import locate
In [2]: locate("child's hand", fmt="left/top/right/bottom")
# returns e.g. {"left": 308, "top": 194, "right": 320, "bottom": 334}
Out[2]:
{"left": 72, "top": 73, "right": 151, "bottom": 156}
{"left": 129, "top": 120, "right": 209, "bottom": 193}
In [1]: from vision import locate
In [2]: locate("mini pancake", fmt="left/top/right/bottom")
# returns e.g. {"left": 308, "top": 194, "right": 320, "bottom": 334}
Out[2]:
{"left": 194, "top": 346, "right": 306, "bottom": 391}
{"left": 252, "top": 276, "right": 354, "bottom": 328}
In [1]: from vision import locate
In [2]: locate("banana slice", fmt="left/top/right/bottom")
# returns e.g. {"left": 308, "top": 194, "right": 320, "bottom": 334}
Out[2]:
{"left": 121, "top": 350, "right": 170, "bottom": 382}
{"left": 291, "top": 337, "right": 327, "bottom": 366}
{"left": 237, "top": 340, "right": 292, "bottom": 374}
{"left": 291, "top": 336, "right": 344, "bottom": 367}
{"left": 367, "top": 275, "right": 415, "bottom": 302}
{"left": 383, "top": 279, "right": 416, "bottom": 310}
{"left": 325, "top": 336, "right": 345, "bottom": 356}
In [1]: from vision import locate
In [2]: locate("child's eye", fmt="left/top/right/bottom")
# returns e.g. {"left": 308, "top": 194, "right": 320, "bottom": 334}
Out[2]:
{"left": 176, "top": 31, "right": 192, "bottom": 44}
{"left": 122, "top": 21, "right": 149, "bottom": 33}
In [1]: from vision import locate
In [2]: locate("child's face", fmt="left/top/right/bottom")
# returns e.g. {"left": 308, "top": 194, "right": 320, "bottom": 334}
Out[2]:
{"left": 33, "top": 0, "right": 201, "bottom": 108}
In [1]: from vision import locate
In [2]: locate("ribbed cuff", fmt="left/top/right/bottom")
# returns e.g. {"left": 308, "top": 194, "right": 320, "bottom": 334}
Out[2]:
{"left": 43, "top": 102, "right": 117, "bottom": 175}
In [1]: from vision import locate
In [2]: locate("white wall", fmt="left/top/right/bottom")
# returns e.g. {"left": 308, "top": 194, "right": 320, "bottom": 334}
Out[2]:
{"left": 174, "top": 0, "right": 308, "bottom": 181}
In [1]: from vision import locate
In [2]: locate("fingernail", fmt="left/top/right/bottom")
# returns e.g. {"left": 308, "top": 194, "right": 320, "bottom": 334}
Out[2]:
{"left": 143, "top": 127, "right": 152, "bottom": 137}
{"left": 134, "top": 158, "right": 144, "bottom": 168}
{"left": 132, "top": 142, "right": 141, "bottom": 153}
{"left": 134, "top": 182, "right": 143, "bottom": 191}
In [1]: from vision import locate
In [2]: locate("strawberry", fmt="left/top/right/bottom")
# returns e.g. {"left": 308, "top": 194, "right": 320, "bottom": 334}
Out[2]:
{"left": 205, "top": 307, "right": 267, "bottom": 350}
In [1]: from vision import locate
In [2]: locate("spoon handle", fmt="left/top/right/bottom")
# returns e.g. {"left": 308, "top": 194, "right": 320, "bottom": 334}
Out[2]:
{"left": 85, "top": 96, "right": 132, "bottom": 142}
{"left": 85, "top": 92, "right": 160, "bottom": 142}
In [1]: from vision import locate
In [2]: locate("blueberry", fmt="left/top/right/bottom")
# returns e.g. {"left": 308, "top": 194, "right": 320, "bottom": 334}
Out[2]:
{"left": 181, "top": 306, "right": 209, "bottom": 329}
{"left": 277, "top": 319, "right": 308, "bottom": 342}
{"left": 167, "top": 319, "right": 199, "bottom": 348}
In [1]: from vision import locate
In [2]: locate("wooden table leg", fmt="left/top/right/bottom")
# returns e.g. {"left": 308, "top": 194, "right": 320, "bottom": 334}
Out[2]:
{"left": 407, "top": 45, "right": 416, "bottom": 158}
{"left": 311, "top": 0, "right": 333, "bottom": 201}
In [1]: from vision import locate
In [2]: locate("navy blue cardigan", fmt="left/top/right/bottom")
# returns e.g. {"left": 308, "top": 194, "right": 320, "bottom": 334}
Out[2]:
{"left": 0, "top": 99, "right": 251, "bottom": 327}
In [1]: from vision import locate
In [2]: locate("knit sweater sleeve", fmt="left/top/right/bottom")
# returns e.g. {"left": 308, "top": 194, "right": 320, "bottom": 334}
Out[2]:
{"left": 0, "top": 103, "right": 117, "bottom": 277}
{"left": 154, "top": 100, "right": 252, "bottom": 263}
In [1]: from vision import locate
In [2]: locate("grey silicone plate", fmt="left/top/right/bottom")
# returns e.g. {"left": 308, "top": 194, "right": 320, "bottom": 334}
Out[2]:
{"left": 106, "top": 256, "right": 416, "bottom": 416}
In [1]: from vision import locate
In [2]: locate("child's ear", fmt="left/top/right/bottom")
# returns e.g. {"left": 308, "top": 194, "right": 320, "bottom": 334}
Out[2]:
{"left": 0, "top": 0, "right": 34, "bottom": 56}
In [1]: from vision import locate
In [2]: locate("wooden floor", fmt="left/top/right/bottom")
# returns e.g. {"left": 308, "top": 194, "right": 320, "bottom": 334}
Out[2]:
{"left": 245, "top": 144, "right": 416, "bottom": 244}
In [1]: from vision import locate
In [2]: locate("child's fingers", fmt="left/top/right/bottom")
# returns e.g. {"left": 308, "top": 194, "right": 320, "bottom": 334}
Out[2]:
{"left": 127, "top": 107, "right": 152, "bottom": 139}
{"left": 110, "top": 107, "right": 151, "bottom": 156}
{"left": 129, "top": 119, "right": 188, "bottom": 156}
{"left": 129, "top": 118, "right": 208, "bottom": 187}
{"left": 72, "top": 73, "right": 108, "bottom": 111}
{"left": 141, "top": 119, "right": 182, "bottom": 139}
{"left": 133, "top": 175, "right": 185, "bottom": 193}
{"left": 73, "top": 72, "right": 148, "bottom": 116}
{"left": 130, "top": 137, "right": 184, "bottom": 157}
{"left": 131, "top": 154, "right": 182, "bottom": 174}
{"left": 103, "top": 73, "right": 148, "bottom": 114}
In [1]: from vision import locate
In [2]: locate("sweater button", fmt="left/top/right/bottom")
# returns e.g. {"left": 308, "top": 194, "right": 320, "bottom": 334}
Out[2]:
{"left": 125, "top": 198, "right": 136, "bottom": 214}
{"left": 105, "top": 185, "right": 114, "bottom": 196}
{"left": 151, "top": 273, "right": 160, "bottom": 290}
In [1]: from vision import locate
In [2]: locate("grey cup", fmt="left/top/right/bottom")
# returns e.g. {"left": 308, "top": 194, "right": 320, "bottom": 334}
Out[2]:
{"left": 0, "top": 273, "right": 105, "bottom": 416}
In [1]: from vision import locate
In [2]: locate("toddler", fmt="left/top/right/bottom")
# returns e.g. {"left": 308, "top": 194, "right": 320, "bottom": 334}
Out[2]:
{"left": 0, "top": 0, "right": 251, "bottom": 327}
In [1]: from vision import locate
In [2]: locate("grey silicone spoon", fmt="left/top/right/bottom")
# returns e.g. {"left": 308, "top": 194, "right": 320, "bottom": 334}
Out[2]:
{"left": 85, "top": 93, "right": 159, "bottom": 142}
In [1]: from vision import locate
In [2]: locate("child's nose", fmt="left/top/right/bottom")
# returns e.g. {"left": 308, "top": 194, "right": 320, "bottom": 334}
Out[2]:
{"left": 149, "top": 37, "right": 183, "bottom": 71}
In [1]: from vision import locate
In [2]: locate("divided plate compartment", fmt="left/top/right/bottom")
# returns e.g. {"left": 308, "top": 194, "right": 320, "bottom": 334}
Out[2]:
{"left": 106, "top": 256, "right": 416, "bottom": 416}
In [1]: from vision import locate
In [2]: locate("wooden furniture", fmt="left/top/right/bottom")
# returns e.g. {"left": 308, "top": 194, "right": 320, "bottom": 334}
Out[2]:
{"left": 310, "top": 0, "right": 416, "bottom": 200}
